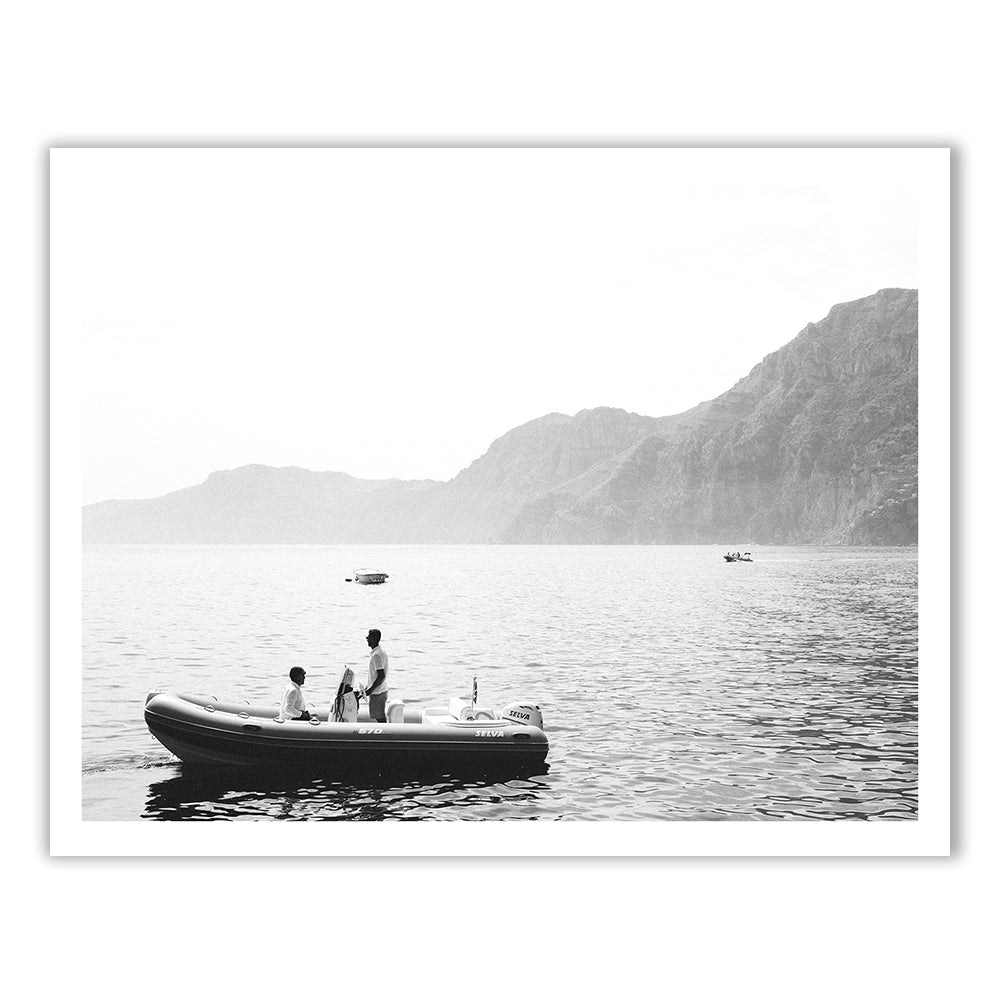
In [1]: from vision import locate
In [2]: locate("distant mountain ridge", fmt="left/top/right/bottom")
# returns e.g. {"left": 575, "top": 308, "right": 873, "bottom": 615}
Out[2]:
{"left": 502, "top": 288, "right": 917, "bottom": 543}
{"left": 84, "top": 288, "right": 917, "bottom": 545}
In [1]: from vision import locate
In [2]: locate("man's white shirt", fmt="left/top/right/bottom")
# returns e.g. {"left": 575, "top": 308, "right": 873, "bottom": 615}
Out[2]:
{"left": 368, "top": 645, "right": 389, "bottom": 694}
{"left": 279, "top": 681, "right": 307, "bottom": 720}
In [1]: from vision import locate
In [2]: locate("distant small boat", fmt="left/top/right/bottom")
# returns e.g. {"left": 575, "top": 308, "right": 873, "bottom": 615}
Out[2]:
{"left": 354, "top": 568, "right": 389, "bottom": 585}
{"left": 723, "top": 553, "right": 753, "bottom": 563}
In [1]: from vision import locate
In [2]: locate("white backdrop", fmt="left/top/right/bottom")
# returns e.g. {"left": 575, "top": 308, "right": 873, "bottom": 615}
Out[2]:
{"left": 7, "top": 1, "right": 994, "bottom": 996}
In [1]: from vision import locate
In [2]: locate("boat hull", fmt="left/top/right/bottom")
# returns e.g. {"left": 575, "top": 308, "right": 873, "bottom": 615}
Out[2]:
{"left": 145, "top": 692, "right": 548, "bottom": 775}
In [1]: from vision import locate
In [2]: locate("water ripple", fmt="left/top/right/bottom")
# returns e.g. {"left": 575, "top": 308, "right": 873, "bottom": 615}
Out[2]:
{"left": 83, "top": 544, "right": 917, "bottom": 821}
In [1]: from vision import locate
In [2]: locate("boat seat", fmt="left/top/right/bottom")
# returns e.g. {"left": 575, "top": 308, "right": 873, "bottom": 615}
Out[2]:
{"left": 385, "top": 699, "right": 405, "bottom": 724}
{"left": 447, "top": 697, "right": 497, "bottom": 721}
{"left": 449, "top": 696, "right": 474, "bottom": 720}
{"left": 330, "top": 694, "right": 358, "bottom": 723}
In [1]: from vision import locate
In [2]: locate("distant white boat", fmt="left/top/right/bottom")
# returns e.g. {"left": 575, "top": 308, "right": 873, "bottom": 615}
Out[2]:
{"left": 354, "top": 568, "right": 389, "bottom": 585}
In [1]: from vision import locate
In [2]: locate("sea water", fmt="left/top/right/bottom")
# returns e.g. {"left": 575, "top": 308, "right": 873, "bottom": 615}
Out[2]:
{"left": 82, "top": 544, "right": 917, "bottom": 821}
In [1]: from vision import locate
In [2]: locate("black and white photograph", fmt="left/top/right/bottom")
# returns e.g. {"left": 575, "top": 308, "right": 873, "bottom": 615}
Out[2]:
{"left": 50, "top": 147, "right": 948, "bottom": 853}
{"left": 18, "top": 0, "right": 1000, "bottom": 993}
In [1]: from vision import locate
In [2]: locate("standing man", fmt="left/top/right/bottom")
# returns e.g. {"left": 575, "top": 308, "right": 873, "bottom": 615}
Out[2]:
{"left": 364, "top": 628, "right": 389, "bottom": 723}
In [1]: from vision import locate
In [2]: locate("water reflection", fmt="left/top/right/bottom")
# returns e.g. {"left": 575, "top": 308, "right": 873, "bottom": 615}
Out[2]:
{"left": 143, "top": 761, "right": 551, "bottom": 821}
{"left": 85, "top": 545, "right": 918, "bottom": 821}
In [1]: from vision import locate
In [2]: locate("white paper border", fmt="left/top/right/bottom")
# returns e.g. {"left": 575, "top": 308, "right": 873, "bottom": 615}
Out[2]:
{"left": 50, "top": 147, "right": 949, "bottom": 856}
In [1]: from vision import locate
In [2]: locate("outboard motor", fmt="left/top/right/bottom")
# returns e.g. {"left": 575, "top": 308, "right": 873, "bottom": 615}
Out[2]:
{"left": 501, "top": 703, "right": 544, "bottom": 730}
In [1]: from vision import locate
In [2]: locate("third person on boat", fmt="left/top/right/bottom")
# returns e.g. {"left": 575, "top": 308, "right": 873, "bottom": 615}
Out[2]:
{"left": 364, "top": 628, "right": 390, "bottom": 723}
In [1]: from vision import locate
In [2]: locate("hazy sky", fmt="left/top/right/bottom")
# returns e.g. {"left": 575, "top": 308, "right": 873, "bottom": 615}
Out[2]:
{"left": 53, "top": 149, "right": 919, "bottom": 504}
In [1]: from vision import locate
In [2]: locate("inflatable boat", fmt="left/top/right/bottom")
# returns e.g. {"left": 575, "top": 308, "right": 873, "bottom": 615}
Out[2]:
{"left": 144, "top": 690, "right": 548, "bottom": 773}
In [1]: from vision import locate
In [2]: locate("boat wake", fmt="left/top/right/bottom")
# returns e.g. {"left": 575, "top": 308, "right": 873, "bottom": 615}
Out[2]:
{"left": 83, "top": 752, "right": 175, "bottom": 776}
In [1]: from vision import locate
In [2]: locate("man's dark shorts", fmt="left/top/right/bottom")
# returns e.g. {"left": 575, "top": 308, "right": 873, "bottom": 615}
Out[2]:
{"left": 369, "top": 691, "right": 388, "bottom": 723}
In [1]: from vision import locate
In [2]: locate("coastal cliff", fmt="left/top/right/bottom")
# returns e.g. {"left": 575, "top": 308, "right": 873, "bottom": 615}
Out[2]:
{"left": 501, "top": 288, "right": 917, "bottom": 544}
{"left": 83, "top": 289, "right": 917, "bottom": 545}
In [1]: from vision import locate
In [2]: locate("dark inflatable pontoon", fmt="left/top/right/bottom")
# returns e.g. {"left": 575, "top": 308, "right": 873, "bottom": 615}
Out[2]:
{"left": 144, "top": 691, "right": 548, "bottom": 773}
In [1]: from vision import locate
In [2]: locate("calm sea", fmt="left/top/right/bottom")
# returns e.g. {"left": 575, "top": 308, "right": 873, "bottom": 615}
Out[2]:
{"left": 82, "top": 544, "right": 917, "bottom": 821}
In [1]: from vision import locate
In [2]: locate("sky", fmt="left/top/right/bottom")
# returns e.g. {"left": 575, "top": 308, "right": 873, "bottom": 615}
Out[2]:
{"left": 52, "top": 149, "right": 920, "bottom": 504}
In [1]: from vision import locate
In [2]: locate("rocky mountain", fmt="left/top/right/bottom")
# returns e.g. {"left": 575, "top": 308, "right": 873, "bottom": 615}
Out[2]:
{"left": 82, "top": 465, "right": 443, "bottom": 543}
{"left": 439, "top": 407, "right": 669, "bottom": 540}
{"left": 501, "top": 288, "right": 917, "bottom": 544}
{"left": 83, "top": 289, "right": 917, "bottom": 545}
{"left": 82, "top": 408, "right": 665, "bottom": 543}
